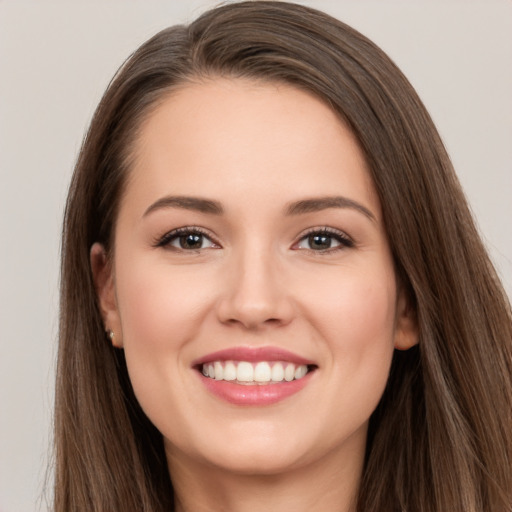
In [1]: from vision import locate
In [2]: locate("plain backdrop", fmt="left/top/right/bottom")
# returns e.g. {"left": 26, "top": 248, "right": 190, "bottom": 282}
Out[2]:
{"left": 1, "top": 1, "right": 511, "bottom": 511}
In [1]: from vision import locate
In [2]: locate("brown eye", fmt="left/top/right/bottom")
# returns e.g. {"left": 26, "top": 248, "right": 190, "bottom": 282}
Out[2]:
{"left": 308, "top": 233, "right": 334, "bottom": 250}
{"left": 294, "top": 229, "right": 354, "bottom": 252}
{"left": 177, "top": 233, "right": 205, "bottom": 249}
{"left": 157, "top": 228, "right": 218, "bottom": 251}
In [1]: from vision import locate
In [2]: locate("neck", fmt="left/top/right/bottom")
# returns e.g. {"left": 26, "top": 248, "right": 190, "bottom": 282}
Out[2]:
{"left": 167, "top": 438, "right": 364, "bottom": 512}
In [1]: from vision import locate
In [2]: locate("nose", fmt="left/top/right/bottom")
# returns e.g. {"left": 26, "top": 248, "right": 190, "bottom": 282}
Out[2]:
{"left": 216, "top": 247, "right": 295, "bottom": 330}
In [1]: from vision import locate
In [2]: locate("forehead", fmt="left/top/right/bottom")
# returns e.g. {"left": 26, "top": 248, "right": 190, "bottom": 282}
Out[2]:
{"left": 123, "top": 78, "right": 380, "bottom": 218}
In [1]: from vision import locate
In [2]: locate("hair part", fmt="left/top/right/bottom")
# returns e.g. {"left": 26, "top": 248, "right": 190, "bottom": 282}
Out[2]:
{"left": 56, "top": 2, "right": 512, "bottom": 511}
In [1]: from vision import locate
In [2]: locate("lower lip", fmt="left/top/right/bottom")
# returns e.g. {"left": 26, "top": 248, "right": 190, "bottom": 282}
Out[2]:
{"left": 199, "top": 372, "right": 314, "bottom": 406}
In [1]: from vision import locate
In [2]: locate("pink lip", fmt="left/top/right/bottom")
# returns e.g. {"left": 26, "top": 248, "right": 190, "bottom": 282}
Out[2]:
{"left": 199, "top": 373, "right": 314, "bottom": 406}
{"left": 192, "top": 346, "right": 317, "bottom": 406}
{"left": 192, "top": 346, "right": 315, "bottom": 366}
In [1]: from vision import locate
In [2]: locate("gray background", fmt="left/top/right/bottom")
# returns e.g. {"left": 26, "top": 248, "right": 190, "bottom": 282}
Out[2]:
{"left": 1, "top": 1, "right": 511, "bottom": 511}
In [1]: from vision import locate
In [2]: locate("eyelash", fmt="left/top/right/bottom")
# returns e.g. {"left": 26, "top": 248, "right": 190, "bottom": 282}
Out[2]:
{"left": 153, "top": 226, "right": 218, "bottom": 251}
{"left": 293, "top": 227, "right": 354, "bottom": 253}
{"left": 154, "top": 226, "right": 354, "bottom": 253}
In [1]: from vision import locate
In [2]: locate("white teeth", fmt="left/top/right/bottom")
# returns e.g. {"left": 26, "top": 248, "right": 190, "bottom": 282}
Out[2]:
{"left": 223, "top": 361, "right": 237, "bottom": 381}
{"left": 284, "top": 363, "right": 295, "bottom": 382}
{"left": 254, "top": 362, "right": 271, "bottom": 383}
{"left": 294, "top": 365, "right": 307, "bottom": 379}
{"left": 214, "top": 362, "right": 223, "bottom": 380}
{"left": 201, "top": 361, "right": 310, "bottom": 384}
{"left": 237, "top": 361, "right": 254, "bottom": 382}
{"left": 271, "top": 363, "right": 285, "bottom": 382}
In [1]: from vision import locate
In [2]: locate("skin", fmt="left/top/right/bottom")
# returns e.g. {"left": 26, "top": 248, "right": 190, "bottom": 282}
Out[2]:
{"left": 92, "top": 78, "right": 417, "bottom": 512}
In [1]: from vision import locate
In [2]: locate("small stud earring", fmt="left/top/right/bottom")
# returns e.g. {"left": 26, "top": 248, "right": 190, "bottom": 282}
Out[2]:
{"left": 108, "top": 330, "right": 115, "bottom": 341}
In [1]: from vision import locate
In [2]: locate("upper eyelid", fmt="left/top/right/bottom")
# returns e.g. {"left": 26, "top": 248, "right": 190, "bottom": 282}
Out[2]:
{"left": 154, "top": 225, "right": 353, "bottom": 248}
{"left": 292, "top": 227, "right": 355, "bottom": 252}
{"left": 296, "top": 226, "right": 353, "bottom": 241}
{"left": 154, "top": 226, "right": 220, "bottom": 248}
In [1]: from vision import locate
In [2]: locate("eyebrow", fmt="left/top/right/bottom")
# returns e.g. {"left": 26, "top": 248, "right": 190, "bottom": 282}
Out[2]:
{"left": 143, "top": 195, "right": 224, "bottom": 217}
{"left": 285, "top": 196, "right": 376, "bottom": 222}
{"left": 143, "top": 194, "right": 375, "bottom": 222}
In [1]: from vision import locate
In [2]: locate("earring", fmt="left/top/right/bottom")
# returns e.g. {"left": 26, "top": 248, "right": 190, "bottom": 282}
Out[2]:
{"left": 108, "top": 330, "right": 115, "bottom": 342}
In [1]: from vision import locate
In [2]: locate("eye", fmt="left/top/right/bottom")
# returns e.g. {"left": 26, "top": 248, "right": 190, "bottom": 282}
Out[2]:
{"left": 156, "top": 228, "right": 219, "bottom": 251}
{"left": 294, "top": 228, "right": 353, "bottom": 252}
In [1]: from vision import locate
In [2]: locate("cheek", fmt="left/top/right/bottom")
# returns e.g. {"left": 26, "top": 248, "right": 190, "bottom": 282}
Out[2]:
{"left": 340, "top": 281, "right": 396, "bottom": 344}
{"left": 119, "top": 268, "right": 185, "bottom": 348}
{"left": 113, "top": 257, "right": 217, "bottom": 394}
{"left": 305, "top": 265, "right": 397, "bottom": 346}
{"left": 116, "top": 256, "right": 215, "bottom": 342}
{"left": 112, "top": 256, "right": 224, "bottom": 438}
{"left": 302, "top": 266, "right": 397, "bottom": 400}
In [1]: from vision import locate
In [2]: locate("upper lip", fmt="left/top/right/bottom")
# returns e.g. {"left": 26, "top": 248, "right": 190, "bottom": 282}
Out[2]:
{"left": 192, "top": 346, "right": 316, "bottom": 366}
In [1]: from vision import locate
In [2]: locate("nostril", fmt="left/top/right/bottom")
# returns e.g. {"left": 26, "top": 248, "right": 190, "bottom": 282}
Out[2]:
{"left": 215, "top": 272, "right": 295, "bottom": 329}
{"left": 264, "top": 318, "right": 282, "bottom": 324}
{"left": 223, "top": 315, "right": 285, "bottom": 329}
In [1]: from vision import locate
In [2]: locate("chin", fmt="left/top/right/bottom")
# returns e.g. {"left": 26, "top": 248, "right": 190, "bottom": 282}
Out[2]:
{"left": 204, "top": 448, "right": 309, "bottom": 477}
{"left": 163, "top": 421, "right": 318, "bottom": 477}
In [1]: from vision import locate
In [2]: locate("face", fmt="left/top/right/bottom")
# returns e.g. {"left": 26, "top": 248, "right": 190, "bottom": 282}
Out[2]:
{"left": 93, "top": 78, "right": 417, "bottom": 478}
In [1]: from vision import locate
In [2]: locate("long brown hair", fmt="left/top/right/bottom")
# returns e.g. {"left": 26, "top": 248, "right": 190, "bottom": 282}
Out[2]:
{"left": 56, "top": 2, "right": 512, "bottom": 510}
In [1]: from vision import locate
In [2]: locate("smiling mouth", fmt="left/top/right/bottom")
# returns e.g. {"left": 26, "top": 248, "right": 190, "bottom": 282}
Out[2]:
{"left": 199, "top": 361, "right": 316, "bottom": 384}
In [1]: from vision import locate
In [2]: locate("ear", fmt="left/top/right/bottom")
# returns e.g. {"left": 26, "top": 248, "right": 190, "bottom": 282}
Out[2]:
{"left": 90, "top": 242, "right": 123, "bottom": 348}
{"left": 394, "top": 289, "right": 418, "bottom": 351}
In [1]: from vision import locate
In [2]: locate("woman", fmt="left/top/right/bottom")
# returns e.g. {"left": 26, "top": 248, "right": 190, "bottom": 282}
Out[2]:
{"left": 55, "top": 2, "right": 512, "bottom": 511}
